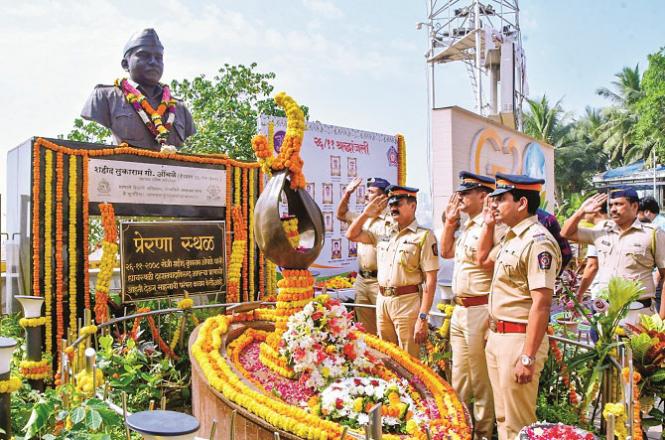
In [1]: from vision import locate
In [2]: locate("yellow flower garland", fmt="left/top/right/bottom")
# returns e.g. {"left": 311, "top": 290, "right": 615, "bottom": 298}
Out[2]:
{"left": 0, "top": 377, "right": 22, "bottom": 394}
{"left": 75, "top": 368, "right": 104, "bottom": 397}
{"left": 44, "top": 149, "right": 54, "bottom": 354}
{"left": 79, "top": 325, "right": 97, "bottom": 337}
{"left": 436, "top": 303, "right": 455, "bottom": 337}
{"left": 396, "top": 133, "right": 407, "bottom": 186}
{"left": 603, "top": 402, "right": 628, "bottom": 440}
{"left": 19, "top": 317, "right": 46, "bottom": 328}
{"left": 68, "top": 154, "right": 78, "bottom": 334}
{"left": 19, "top": 359, "right": 51, "bottom": 380}
{"left": 249, "top": 168, "right": 256, "bottom": 299}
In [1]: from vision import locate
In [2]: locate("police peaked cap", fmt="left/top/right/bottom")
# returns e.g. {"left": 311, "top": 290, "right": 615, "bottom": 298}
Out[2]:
{"left": 456, "top": 171, "right": 495, "bottom": 192}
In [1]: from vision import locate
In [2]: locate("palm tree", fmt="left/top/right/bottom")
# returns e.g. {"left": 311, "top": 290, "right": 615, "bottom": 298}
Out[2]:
{"left": 596, "top": 65, "right": 645, "bottom": 165}
{"left": 522, "top": 95, "right": 571, "bottom": 147}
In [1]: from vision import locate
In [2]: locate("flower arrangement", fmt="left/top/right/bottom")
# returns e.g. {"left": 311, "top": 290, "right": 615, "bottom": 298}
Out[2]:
{"left": 602, "top": 403, "right": 628, "bottom": 440}
{"left": 280, "top": 295, "right": 375, "bottom": 390}
{"left": 315, "top": 274, "right": 356, "bottom": 290}
{"left": 19, "top": 317, "right": 47, "bottom": 328}
{"left": 19, "top": 359, "right": 51, "bottom": 380}
{"left": 115, "top": 78, "right": 176, "bottom": 145}
{"left": 281, "top": 216, "right": 300, "bottom": 249}
{"left": 313, "top": 376, "right": 424, "bottom": 433}
{"left": 518, "top": 422, "right": 596, "bottom": 439}
{"left": 0, "top": 377, "right": 22, "bottom": 394}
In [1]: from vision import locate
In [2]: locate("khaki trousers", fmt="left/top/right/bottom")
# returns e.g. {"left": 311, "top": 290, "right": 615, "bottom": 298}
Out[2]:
{"left": 376, "top": 292, "right": 420, "bottom": 357}
{"left": 354, "top": 275, "right": 378, "bottom": 335}
{"left": 450, "top": 305, "right": 494, "bottom": 440}
{"left": 485, "top": 331, "right": 549, "bottom": 440}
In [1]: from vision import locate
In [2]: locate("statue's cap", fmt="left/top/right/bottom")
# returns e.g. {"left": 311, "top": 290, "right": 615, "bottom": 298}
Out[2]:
{"left": 123, "top": 28, "right": 163, "bottom": 57}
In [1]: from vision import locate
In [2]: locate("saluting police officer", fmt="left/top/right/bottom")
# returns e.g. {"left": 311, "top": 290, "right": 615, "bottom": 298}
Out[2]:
{"left": 479, "top": 173, "right": 561, "bottom": 440}
{"left": 441, "top": 171, "right": 504, "bottom": 440}
{"left": 346, "top": 185, "right": 439, "bottom": 357}
{"left": 561, "top": 188, "right": 665, "bottom": 320}
{"left": 336, "top": 176, "right": 392, "bottom": 334}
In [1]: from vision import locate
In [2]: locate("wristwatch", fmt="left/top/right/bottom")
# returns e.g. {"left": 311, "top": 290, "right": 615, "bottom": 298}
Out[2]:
{"left": 418, "top": 312, "right": 428, "bottom": 321}
{"left": 520, "top": 354, "right": 535, "bottom": 366}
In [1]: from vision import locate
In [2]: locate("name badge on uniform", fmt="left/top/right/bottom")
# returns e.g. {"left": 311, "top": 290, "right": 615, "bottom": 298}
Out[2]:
{"left": 538, "top": 251, "right": 552, "bottom": 270}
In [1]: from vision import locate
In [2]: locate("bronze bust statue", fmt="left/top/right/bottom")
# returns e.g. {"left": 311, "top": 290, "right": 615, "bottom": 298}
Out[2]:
{"left": 81, "top": 28, "right": 195, "bottom": 150}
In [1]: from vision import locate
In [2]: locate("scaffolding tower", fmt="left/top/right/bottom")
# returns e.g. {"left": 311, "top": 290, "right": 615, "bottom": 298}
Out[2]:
{"left": 422, "top": 0, "right": 526, "bottom": 129}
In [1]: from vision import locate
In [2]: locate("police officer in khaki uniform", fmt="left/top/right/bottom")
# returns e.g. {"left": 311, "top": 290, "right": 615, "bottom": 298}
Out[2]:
{"left": 441, "top": 172, "right": 504, "bottom": 440}
{"left": 561, "top": 188, "right": 665, "bottom": 320}
{"left": 336, "top": 176, "right": 392, "bottom": 334}
{"left": 480, "top": 173, "right": 561, "bottom": 440}
{"left": 346, "top": 185, "right": 439, "bottom": 357}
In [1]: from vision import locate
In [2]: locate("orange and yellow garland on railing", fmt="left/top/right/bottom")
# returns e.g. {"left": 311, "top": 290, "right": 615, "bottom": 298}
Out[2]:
{"left": 94, "top": 203, "right": 117, "bottom": 325}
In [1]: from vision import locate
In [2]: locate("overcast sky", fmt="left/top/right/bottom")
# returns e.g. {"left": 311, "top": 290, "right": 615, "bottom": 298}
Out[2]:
{"left": 1, "top": 0, "right": 664, "bottom": 230}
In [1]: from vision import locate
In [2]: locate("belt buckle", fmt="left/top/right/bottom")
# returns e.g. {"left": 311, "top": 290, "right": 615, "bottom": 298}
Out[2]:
{"left": 383, "top": 287, "right": 395, "bottom": 297}
{"left": 489, "top": 319, "right": 497, "bottom": 332}
{"left": 454, "top": 297, "right": 463, "bottom": 306}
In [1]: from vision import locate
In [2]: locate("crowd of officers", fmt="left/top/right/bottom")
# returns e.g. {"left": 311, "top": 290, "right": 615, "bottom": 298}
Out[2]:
{"left": 339, "top": 172, "right": 665, "bottom": 440}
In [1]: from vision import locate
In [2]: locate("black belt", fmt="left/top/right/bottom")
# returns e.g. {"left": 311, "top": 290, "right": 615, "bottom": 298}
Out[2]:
{"left": 636, "top": 298, "right": 653, "bottom": 308}
{"left": 359, "top": 270, "right": 378, "bottom": 279}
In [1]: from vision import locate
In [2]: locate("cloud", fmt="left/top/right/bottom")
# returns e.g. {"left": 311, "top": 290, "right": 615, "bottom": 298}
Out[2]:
{"left": 301, "top": 0, "right": 343, "bottom": 18}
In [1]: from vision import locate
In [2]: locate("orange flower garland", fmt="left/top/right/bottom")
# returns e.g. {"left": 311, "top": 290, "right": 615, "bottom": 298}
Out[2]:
{"left": 226, "top": 206, "right": 247, "bottom": 304}
{"left": 622, "top": 367, "right": 643, "bottom": 440}
{"left": 396, "top": 133, "right": 407, "bottom": 186}
{"left": 249, "top": 168, "right": 256, "bottom": 301}
{"left": 43, "top": 150, "right": 54, "bottom": 354}
{"left": 242, "top": 168, "right": 249, "bottom": 302}
{"left": 55, "top": 152, "right": 65, "bottom": 357}
{"left": 94, "top": 203, "right": 117, "bottom": 324}
{"left": 225, "top": 165, "right": 233, "bottom": 262}
{"left": 258, "top": 171, "right": 266, "bottom": 300}
{"left": 547, "top": 326, "right": 578, "bottom": 405}
{"left": 32, "top": 142, "right": 41, "bottom": 296}
{"left": 82, "top": 155, "right": 90, "bottom": 310}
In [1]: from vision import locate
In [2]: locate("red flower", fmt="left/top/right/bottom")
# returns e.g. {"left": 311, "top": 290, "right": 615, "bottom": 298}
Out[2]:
{"left": 316, "top": 350, "right": 327, "bottom": 363}
{"left": 294, "top": 347, "right": 305, "bottom": 361}
{"left": 370, "top": 379, "right": 379, "bottom": 387}
{"left": 354, "top": 378, "right": 362, "bottom": 386}
{"left": 343, "top": 343, "right": 356, "bottom": 360}
{"left": 335, "top": 398, "right": 344, "bottom": 410}
{"left": 311, "top": 311, "right": 324, "bottom": 321}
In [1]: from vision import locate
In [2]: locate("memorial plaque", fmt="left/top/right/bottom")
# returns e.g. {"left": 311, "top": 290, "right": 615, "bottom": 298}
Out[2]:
{"left": 120, "top": 221, "right": 226, "bottom": 302}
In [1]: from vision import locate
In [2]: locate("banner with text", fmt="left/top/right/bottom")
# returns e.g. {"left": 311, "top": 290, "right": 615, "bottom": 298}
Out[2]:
{"left": 120, "top": 221, "right": 226, "bottom": 302}
{"left": 89, "top": 158, "right": 226, "bottom": 207}
{"left": 259, "top": 115, "right": 399, "bottom": 277}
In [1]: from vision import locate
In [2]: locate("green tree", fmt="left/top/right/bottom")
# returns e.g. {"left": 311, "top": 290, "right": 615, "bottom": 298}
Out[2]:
{"left": 171, "top": 63, "right": 308, "bottom": 160}
{"left": 635, "top": 49, "right": 665, "bottom": 162}
{"left": 59, "top": 118, "right": 112, "bottom": 144}
{"left": 596, "top": 65, "right": 644, "bottom": 165}
{"left": 522, "top": 95, "right": 571, "bottom": 147}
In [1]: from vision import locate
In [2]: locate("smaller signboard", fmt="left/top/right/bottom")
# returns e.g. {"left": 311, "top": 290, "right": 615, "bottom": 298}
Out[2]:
{"left": 120, "top": 221, "right": 226, "bottom": 302}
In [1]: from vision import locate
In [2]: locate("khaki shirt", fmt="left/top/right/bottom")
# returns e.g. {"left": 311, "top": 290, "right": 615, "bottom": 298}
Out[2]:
{"left": 577, "top": 219, "right": 665, "bottom": 298}
{"left": 366, "top": 219, "right": 439, "bottom": 287}
{"left": 490, "top": 216, "right": 561, "bottom": 323}
{"left": 453, "top": 214, "right": 506, "bottom": 297}
{"left": 344, "top": 211, "right": 392, "bottom": 271}
{"left": 81, "top": 83, "right": 196, "bottom": 151}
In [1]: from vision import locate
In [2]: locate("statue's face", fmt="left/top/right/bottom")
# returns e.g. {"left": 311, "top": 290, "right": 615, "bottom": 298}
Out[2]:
{"left": 123, "top": 45, "right": 164, "bottom": 87}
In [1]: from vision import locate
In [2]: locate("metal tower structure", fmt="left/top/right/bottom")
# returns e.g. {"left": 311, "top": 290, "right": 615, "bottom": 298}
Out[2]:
{"left": 421, "top": 0, "right": 526, "bottom": 129}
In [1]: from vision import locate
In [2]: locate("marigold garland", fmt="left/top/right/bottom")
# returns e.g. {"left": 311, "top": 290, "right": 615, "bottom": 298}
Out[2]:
{"left": 68, "top": 155, "right": 78, "bottom": 333}
{"left": 94, "top": 203, "right": 117, "bottom": 324}
{"left": 19, "top": 359, "right": 51, "bottom": 380}
{"left": 281, "top": 216, "right": 300, "bottom": 249}
{"left": 249, "top": 168, "right": 256, "bottom": 301}
{"left": 79, "top": 325, "right": 97, "bottom": 337}
{"left": 44, "top": 150, "right": 54, "bottom": 354}
{"left": 226, "top": 165, "right": 233, "bottom": 261}
{"left": 258, "top": 171, "right": 266, "bottom": 299}
{"left": 547, "top": 326, "right": 578, "bottom": 405}
{"left": 82, "top": 155, "right": 90, "bottom": 310}
{"left": 252, "top": 93, "right": 307, "bottom": 190}
{"left": 227, "top": 206, "right": 247, "bottom": 304}
{"left": 0, "top": 377, "right": 22, "bottom": 394}
{"left": 55, "top": 152, "right": 65, "bottom": 358}
{"left": 242, "top": 168, "right": 249, "bottom": 302}
{"left": 32, "top": 142, "right": 41, "bottom": 296}
{"left": 622, "top": 367, "right": 643, "bottom": 440}
{"left": 19, "top": 317, "right": 46, "bottom": 328}
{"left": 603, "top": 402, "right": 628, "bottom": 440}
{"left": 396, "top": 133, "right": 407, "bottom": 186}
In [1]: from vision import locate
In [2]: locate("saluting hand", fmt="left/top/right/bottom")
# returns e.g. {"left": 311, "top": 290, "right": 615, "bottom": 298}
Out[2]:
{"left": 345, "top": 177, "right": 363, "bottom": 195}
{"left": 363, "top": 194, "right": 387, "bottom": 218}
{"left": 580, "top": 193, "right": 608, "bottom": 215}
{"left": 443, "top": 193, "right": 461, "bottom": 224}
{"left": 414, "top": 318, "right": 428, "bottom": 344}
{"left": 482, "top": 196, "right": 497, "bottom": 226}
